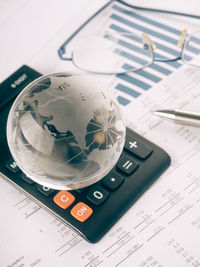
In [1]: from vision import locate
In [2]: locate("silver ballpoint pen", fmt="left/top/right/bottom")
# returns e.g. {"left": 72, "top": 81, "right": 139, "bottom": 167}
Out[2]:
{"left": 153, "top": 109, "right": 200, "bottom": 127}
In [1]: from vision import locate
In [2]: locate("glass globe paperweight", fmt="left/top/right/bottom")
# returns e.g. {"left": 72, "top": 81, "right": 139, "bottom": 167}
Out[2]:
{"left": 7, "top": 73, "right": 126, "bottom": 190}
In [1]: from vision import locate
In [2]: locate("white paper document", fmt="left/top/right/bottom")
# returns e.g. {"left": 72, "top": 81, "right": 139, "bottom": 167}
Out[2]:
{"left": 0, "top": 1, "right": 200, "bottom": 266}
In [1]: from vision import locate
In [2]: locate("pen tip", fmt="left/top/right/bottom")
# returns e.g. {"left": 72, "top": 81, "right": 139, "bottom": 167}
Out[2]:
{"left": 151, "top": 109, "right": 175, "bottom": 119}
{"left": 152, "top": 110, "right": 158, "bottom": 114}
{"left": 152, "top": 110, "right": 161, "bottom": 116}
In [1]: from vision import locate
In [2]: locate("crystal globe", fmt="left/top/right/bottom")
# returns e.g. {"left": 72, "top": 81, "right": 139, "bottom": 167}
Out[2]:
{"left": 7, "top": 73, "right": 126, "bottom": 190}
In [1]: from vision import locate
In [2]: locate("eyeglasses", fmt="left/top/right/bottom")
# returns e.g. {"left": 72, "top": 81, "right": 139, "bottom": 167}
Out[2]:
{"left": 58, "top": 0, "right": 200, "bottom": 75}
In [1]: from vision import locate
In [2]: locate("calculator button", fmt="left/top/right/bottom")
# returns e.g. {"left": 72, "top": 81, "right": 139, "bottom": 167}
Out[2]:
{"left": 37, "top": 185, "right": 55, "bottom": 197}
{"left": 71, "top": 202, "right": 93, "bottom": 222}
{"left": 54, "top": 190, "right": 75, "bottom": 209}
{"left": 117, "top": 155, "right": 138, "bottom": 175}
{"left": 21, "top": 173, "right": 35, "bottom": 185}
{"left": 102, "top": 172, "right": 124, "bottom": 190}
{"left": 125, "top": 136, "right": 152, "bottom": 159}
{"left": 5, "top": 159, "right": 20, "bottom": 173}
{"left": 87, "top": 186, "right": 109, "bottom": 206}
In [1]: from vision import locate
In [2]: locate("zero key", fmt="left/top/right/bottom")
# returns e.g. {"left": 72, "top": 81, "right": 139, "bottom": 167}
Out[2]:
{"left": 125, "top": 135, "right": 152, "bottom": 159}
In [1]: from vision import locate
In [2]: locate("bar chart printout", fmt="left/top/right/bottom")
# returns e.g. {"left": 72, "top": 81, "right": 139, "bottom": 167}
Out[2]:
{"left": 65, "top": 1, "right": 200, "bottom": 106}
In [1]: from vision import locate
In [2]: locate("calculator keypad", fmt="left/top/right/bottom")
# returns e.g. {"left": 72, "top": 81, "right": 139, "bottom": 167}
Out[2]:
{"left": 3, "top": 128, "right": 170, "bottom": 242}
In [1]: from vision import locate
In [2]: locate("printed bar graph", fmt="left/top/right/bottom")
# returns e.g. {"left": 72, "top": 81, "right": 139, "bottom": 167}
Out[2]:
{"left": 102, "top": 2, "right": 200, "bottom": 106}
{"left": 58, "top": 1, "right": 200, "bottom": 107}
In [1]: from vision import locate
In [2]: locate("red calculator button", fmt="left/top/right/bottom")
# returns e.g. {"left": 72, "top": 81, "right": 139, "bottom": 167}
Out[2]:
{"left": 53, "top": 190, "right": 75, "bottom": 209}
{"left": 71, "top": 202, "right": 93, "bottom": 222}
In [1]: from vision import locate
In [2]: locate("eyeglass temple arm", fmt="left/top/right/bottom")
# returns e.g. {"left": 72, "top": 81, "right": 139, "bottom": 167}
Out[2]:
{"left": 58, "top": 0, "right": 114, "bottom": 61}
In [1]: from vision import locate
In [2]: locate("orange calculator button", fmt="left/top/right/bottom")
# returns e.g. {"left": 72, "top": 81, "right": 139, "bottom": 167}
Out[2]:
{"left": 54, "top": 190, "right": 75, "bottom": 209}
{"left": 71, "top": 202, "right": 93, "bottom": 222}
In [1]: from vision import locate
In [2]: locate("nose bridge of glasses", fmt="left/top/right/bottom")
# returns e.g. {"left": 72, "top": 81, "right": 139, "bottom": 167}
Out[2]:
{"left": 142, "top": 32, "right": 182, "bottom": 63}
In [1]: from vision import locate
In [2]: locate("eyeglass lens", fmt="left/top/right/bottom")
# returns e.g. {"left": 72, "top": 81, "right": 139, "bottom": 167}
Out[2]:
{"left": 182, "top": 31, "right": 200, "bottom": 67}
{"left": 72, "top": 33, "right": 153, "bottom": 74}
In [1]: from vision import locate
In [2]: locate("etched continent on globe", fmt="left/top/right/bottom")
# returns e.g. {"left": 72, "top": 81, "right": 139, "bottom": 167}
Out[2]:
{"left": 7, "top": 73, "right": 126, "bottom": 190}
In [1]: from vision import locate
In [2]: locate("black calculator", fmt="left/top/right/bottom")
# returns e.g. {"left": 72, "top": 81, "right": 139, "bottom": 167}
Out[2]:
{"left": 0, "top": 65, "right": 171, "bottom": 243}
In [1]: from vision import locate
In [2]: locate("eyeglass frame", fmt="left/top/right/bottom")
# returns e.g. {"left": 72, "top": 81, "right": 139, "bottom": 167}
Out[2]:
{"left": 58, "top": 0, "right": 200, "bottom": 73}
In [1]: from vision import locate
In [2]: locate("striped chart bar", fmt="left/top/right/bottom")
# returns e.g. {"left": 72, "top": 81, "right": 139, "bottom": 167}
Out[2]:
{"left": 116, "top": 83, "right": 141, "bottom": 98}
{"left": 102, "top": 2, "right": 200, "bottom": 106}
{"left": 117, "top": 95, "right": 131, "bottom": 105}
